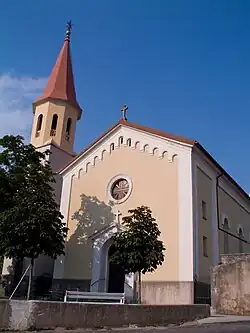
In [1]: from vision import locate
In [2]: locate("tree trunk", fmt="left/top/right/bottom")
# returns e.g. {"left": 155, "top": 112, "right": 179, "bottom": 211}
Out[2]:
{"left": 138, "top": 271, "right": 141, "bottom": 304}
{"left": 27, "top": 258, "right": 34, "bottom": 301}
{"left": 13, "top": 258, "right": 23, "bottom": 287}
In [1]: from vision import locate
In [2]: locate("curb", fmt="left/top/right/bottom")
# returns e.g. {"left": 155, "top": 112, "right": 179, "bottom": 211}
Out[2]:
{"left": 179, "top": 319, "right": 250, "bottom": 328}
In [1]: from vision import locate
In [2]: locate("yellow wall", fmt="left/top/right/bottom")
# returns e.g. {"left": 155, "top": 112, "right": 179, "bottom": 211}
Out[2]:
{"left": 31, "top": 100, "right": 78, "bottom": 154}
{"left": 64, "top": 144, "right": 179, "bottom": 282}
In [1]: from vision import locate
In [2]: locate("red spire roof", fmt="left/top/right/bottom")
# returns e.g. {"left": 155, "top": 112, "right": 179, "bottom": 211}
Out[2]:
{"left": 35, "top": 22, "right": 82, "bottom": 119}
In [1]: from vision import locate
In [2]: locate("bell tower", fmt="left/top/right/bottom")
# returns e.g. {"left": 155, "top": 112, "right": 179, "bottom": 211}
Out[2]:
{"left": 30, "top": 21, "right": 82, "bottom": 155}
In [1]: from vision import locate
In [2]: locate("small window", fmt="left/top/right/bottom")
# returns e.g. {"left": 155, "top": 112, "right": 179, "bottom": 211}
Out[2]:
{"left": 119, "top": 136, "right": 123, "bottom": 145}
{"left": 50, "top": 114, "right": 58, "bottom": 136}
{"left": 36, "top": 114, "right": 43, "bottom": 137}
{"left": 66, "top": 118, "right": 72, "bottom": 141}
{"left": 203, "top": 236, "right": 208, "bottom": 257}
{"left": 110, "top": 143, "right": 114, "bottom": 152}
{"left": 127, "top": 138, "right": 131, "bottom": 147}
{"left": 202, "top": 201, "right": 207, "bottom": 220}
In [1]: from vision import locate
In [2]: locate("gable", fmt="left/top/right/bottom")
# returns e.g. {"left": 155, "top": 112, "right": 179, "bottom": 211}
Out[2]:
{"left": 60, "top": 121, "right": 193, "bottom": 178}
{"left": 64, "top": 139, "right": 182, "bottom": 280}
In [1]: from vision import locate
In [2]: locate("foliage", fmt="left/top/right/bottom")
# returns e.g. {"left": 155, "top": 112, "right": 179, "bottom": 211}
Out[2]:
{"left": 0, "top": 255, "right": 3, "bottom": 272}
{"left": 110, "top": 206, "right": 165, "bottom": 274}
{"left": 0, "top": 135, "right": 68, "bottom": 261}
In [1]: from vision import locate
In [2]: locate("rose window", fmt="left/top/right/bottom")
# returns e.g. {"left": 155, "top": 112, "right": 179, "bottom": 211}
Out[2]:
{"left": 111, "top": 178, "right": 129, "bottom": 201}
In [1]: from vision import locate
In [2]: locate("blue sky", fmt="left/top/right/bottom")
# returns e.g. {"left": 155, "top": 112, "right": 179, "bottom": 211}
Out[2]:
{"left": 1, "top": 0, "right": 250, "bottom": 192}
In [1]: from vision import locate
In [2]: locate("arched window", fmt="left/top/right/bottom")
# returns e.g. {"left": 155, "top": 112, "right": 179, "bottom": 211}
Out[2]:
{"left": 66, "top": 118, "right": 72, "bottom": 141}
{"left": 50, "top": 114, "right": 58, "bottom": 136}
{"left": 110, "top": 143, "right": 114, "bottom": 152}
{"left": 223, "top": 218, "right": 229, "bottom": 254}
{"left": 238, "top": 227, "right": 244, "bottom": 253}
{"left": 35, "top": 114, "right": 43, "bottom": 137}
{"left": 119, "top": 136, "right": 123, "bottom": 145}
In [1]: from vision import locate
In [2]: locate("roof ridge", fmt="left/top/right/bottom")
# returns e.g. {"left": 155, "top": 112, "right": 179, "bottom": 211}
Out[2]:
{"left": 119, "top": 118, "right": 196, "bottom": 145}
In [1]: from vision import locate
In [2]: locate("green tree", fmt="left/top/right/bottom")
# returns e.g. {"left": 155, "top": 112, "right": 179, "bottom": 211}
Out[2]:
{"left": 0, "top": 135, "right": 68, "bottom": 299}
{"left": 109, "top": 205, "right": 165, "bottom": 303}
{"left": 0, "top": 255, "right": 3, "bottom": 273}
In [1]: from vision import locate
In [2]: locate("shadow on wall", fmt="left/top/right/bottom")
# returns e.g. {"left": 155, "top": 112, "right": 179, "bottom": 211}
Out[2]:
{"left": 65, "top": 194, "right": 115, "bottom": 279}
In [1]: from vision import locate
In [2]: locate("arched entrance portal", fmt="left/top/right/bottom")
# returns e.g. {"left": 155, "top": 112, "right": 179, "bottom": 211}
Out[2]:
{"left": 107, "top": 244, "right": 125, "bottom": 293}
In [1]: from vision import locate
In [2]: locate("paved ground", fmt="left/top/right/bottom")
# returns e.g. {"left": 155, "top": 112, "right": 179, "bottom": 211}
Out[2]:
{"left": 5, "top": 323, "right": 250, "bottom": 333}
{"left": 4, "top": 314, "right": 250, "bottom": 332}
{"left": 170, "top": 322, "right": 250, "bottom": 332}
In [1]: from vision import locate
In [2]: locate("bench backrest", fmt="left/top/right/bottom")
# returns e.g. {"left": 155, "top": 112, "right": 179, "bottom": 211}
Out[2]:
{"left": 64, "top": 291, "right": 125, "bottom": 304}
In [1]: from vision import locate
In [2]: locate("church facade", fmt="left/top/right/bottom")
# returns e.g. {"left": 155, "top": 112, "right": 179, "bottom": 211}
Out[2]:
{"left": 3, "top": 24, "right": 250, "bottom": 304}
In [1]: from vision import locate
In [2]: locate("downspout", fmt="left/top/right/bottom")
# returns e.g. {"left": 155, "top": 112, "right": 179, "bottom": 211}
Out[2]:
{"left": 215, "top": 173, "right": 223, "bottom": 265}
{"left": 216, "top": 173, "right": 224, "bottom": 231}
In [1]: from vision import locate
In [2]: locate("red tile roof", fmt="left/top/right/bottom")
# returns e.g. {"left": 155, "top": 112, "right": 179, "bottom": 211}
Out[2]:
{"left": 58, "top": 118, "right": 196, "bottom": 174}
{"left": 34, "top": 35, "right": 82, "bottom": 119}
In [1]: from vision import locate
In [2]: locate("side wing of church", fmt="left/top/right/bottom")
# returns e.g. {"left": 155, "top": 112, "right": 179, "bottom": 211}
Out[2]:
{"left": 2, "top": 23, "right": 250, "bottom": 305}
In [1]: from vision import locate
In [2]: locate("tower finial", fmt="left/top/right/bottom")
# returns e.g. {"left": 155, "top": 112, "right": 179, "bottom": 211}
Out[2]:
{"left": 121, "top": 104, "right": 128, "bottom": 121}
{"left": 65, "top": 20, "right": 72, "bottom": 42}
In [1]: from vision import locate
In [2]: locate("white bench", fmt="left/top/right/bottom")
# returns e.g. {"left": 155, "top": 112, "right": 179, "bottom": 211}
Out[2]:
{"left": 64, "top": 291, "right": 125, "bottom": 304}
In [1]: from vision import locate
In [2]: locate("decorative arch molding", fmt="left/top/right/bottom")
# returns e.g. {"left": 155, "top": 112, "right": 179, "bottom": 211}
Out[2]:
{"left": 171, "top": 154, "right": 178, "bottom": 162}
{"left": 85, "top": 162, "right": 91, "bottom": 173}
{"left": 93, "top": 156, "right": 99, "bottom": 166}
{"left": 237, "top": 224, "right": 244, "bottom": 238}
{"left": 78, "top": 168, "right": 84, "bottom": 179}
{"left": 221, "top": 214, "right": 231, "bottom": 229}
{"left": 151, "top": 147, "right": 159, "bottom": 156}
{"left": 67, "top": 128, "right": 183, "bottom": 179}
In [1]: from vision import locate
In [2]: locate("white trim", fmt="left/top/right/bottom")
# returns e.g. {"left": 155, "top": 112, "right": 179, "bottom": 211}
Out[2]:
{"left": 192, "top": 159, "right": 199, "bottom": 279}
{"left": 107, "top": 174, "right": 133, "bottom": 205}
{"left": 61, "top": 125, "right": 193, "bottom": 179}
{"left": 53, "top": 174, "right": 74, "bottom": 279}
{"left": 90, "top": 224, "right": 134, "bottom": 299}
{"left": 178, "top": 150, "right": 194, "bottom": 281}
{"left": 91, "top": 224, "right": 119, "bottom": 292}
{"left": 60, "top": 125, "right": 120, "bottom": 175}
{"left": 211, "top": 178, "right": 220, "bottom": 266}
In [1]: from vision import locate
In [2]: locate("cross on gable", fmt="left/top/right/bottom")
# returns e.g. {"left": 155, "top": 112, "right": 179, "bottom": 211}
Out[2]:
{"left": 115, "top": 209, "right": 122, "bottom": 225}
{"left": 121, "top": 104, "right": 128, "bottom": 120}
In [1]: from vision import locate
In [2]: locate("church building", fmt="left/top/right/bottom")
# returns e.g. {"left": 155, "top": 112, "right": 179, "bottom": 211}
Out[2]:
{"left": 3, "top": 23, "right": 250, "bottom": 304}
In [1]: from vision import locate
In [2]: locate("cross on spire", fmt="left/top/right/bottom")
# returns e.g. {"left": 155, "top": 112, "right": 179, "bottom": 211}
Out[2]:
{"left": 65, "top": 20, "right": 72, "bottom": 42}
{"left": 35, "top": 20, "right": 82, "bottom": 119}
{"left": 121, "top": 104, "right": 128, "bottom": 121}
